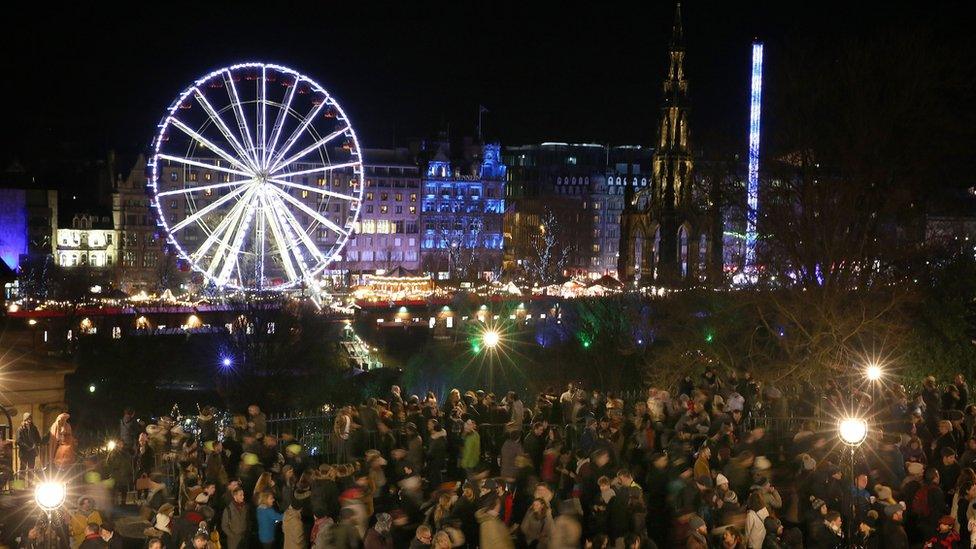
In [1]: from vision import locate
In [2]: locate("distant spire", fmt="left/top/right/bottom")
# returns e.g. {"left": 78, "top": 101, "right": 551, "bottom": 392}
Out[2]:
{"left": 670, "top": 2, "right": 684, "bottom": 49}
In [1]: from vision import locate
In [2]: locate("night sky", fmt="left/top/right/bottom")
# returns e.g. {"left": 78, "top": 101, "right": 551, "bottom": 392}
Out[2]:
{"left": 0, "top": 1, "right": 966, "bottom": 182}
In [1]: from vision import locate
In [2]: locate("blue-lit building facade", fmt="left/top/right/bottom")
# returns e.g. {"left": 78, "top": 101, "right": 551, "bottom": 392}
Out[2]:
{"left": 420, "top": 143, "right": 506, "bottom": 279}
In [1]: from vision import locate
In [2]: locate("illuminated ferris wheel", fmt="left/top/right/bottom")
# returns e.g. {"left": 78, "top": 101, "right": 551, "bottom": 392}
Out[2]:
{"left": 148, "top": 62, "right": 364, "bottom": 291}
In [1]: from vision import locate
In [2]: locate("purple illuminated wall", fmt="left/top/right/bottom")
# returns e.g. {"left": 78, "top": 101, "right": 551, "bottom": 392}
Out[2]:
{"left": 0, "top": 188, "right": 28, "bottom": 271}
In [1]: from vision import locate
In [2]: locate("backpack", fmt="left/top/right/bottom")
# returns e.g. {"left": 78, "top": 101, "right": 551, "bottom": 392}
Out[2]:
{"left": 912, "top": 484, "right": 931, "bottom": 517}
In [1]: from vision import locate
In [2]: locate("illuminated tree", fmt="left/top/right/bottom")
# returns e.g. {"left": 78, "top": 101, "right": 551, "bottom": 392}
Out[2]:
{"left": 526, "top": 208, "right": 571, "bottom": 285}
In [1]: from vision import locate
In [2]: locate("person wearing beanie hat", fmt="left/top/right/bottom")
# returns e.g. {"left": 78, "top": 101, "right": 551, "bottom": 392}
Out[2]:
{"left": 716, "top": 473, "right": 730, "bottom": 490}
{"left": 882, "top": 503, "right": 908, "bottom": 549}
{"left": 687, "top": 515, "right": 708, "bottom": 549}
{"left": 763, "top": 516, "right": 784, "bottom": 548}
{"left": 907, "top": 460, "right": 925, "bottom": 476}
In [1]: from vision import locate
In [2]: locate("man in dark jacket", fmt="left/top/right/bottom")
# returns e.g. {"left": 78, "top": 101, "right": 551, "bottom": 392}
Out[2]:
{"left": 17, "top": 413, "right": 42, "bottom": 471}
{"left": 100, "top": 522, "right": 124, "bottom": 549}
{"left": 221, "top": 487, "right": 248, "bottom": 549}
{"left": 119, "top": 408, "right": 140, "bottom": 451}
{"left": 882, "top": 504, "right": 909, "bottom": 549}
{"left": 78, "top": 523, "right": 104, "bottom": 549}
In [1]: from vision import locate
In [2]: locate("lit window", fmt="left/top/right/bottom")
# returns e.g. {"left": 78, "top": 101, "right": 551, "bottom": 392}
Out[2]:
{"left": 318, "top": 177, "right": 325, "bottom": 186}
{"left": 380, "top": 205, "right": 388, "bottom": 214}
{"left": 302, "top": 190, "right": 309, "bottom": 198}
{"left": 204, "top": 172, "right": 212, "bottom": 181}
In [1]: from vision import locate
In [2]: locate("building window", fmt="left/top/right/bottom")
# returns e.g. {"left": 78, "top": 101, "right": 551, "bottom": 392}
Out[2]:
{"left": 395, "top": 193, "right": 402, "bottom": 201}
{"left": 395, "top": 206, "right": 403, "bottom": 214}
{"left": 409, "top": 206, "right": 417, "bottom": 214}
{"left": 170, "top": 171, "right": 178, "bottom": 181}
{"left": 380, "top": 205, "right": 388, "bottom": 214}
{"left": 204, "top": 172, "right": 212, "bottom": 181}
{"left": 410, "top": 193, "right": 417, "bottom": 202}
{"left": 188, "top": 171, "right": 198, "bottom": 182}
{"left": 365, "top": 205, "right": 373, "bottom": 213}
{"left": 366, "top": 192, "right": 374, "bottom": 200}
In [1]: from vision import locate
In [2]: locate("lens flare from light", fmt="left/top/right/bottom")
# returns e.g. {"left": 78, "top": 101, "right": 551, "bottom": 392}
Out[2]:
{"left": 838, "top": 417, "right": 868, "bottom": 446}
{"left": 35, "top": 481, "right": 67, "bottom": 511}
{"left": 483, "top": 329, "right": 500, "bottom": 349}
{"left": 866, "top": 364, "right": 882, "bottom": 381}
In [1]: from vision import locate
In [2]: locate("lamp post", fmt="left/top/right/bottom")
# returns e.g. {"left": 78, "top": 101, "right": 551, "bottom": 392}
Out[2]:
{"left": 34, "top": 480, "right": 67, "bottom": 549}
{"left": 838, "top": 417, "right": 868, "bottom": 546}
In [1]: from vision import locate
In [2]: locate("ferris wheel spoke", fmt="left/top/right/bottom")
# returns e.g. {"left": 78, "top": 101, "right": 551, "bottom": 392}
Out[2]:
{"left": 264, "top": 79, "right": 298, "bottom": 171}
{"left": 268, "top": 193, "right": 316, "bottom": 284}
{"left": 155, "top": 154, "right": 253, "bottom": 179}
{"left": 224, "top": 70, "right": 259, "bottom": 168}
{"left": 265, "top": 98, "right": 327, "bottom": 171}
{"left": 193, "top": 186, "right": 258, "bottom": 263}
{"left": 268, "top": 185, "right": 348, "bottom": 236}
{"left": 270, "top": 191, "right": 327, "bottom": 263}
{"left": 204, "top": 193, "right": 254, "bottom": 279}
{"left": 156, "top": 179, "right": 248, "bottom": 198}
{"left": 267, "top": 177, "right": 359, "bottom": 202}
{"left": 260, "top": 193, "right": 299, "bottom": 283}
{"left": 167, "top": 118, "right": 254, "bottom": 174}
{"left": 169, "top": 184, "right": 251, "bottom": 233}
{"left": 269, "top": 126, "right": 349, "bottom": 174}
{"left": 216, "top": 193, "right": 259, "bottom": 285}
{"left": 192, "top": 88, "right": 255, "bottom": 171}
{"left": 273, "top": 161, "right": 359, "bottom": 179}
{"left": 257, "top": 66, "right": 268, "bottom": 167}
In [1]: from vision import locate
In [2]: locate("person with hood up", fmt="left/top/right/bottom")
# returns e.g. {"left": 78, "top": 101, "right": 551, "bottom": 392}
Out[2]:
{"left": 283, "top": 496, "right": 307, "bottom": 549}
{"left": 17, "top": 412, "right": 42, "bottom": 471}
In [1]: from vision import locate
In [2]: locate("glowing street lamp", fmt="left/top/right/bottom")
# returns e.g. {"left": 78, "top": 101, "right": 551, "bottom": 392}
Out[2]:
{"left": 838, "top": 417, "right": 868, "bottom": 446}
{"left": 482, "top": 329, "right": 500, "bottom": 349}
{"left": 34, "top": 481, "right": 67, "bottom": 512}
{"left": 105, "top": 440, "right": 118, "bottom": 452}
{"left": 222, "top": 357, "right": 233, "bottom": 368}
{"left": 865, "top": 364, "right": 882, "bottom": 382}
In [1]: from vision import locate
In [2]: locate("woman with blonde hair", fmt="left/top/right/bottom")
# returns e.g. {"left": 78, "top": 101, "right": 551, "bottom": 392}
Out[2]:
{"left": 253, "top": 471, "right": 276, "bottom": 505}
{"left": 49, "top": 413, "right": 75, "bottom": 469}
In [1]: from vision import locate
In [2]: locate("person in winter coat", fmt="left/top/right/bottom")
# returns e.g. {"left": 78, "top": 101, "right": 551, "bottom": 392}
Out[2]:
{"left": 256, "top": 491, "right": 283, "bottom": 549}
{"left": 882, "top": 504, "right": 909, "bottom": 549}
{"left": 550, "top": 501, "right": 583, "bottom": 549}
{"left": 687, "top": 515, "right": 710, "bottom": 549}
{"left": 364, "top": 512, "right": 393, "bottom": 549}
{"left": 520, "top": 498, "right": 554, "bottom": 548}
{"left": 923, "top": 515, "right": 960, "bottom": 549}
{"left": 761, "top": 517, "right": 784, "bottom": 549}
{"left": 460, "top": 420, "right": 481, "bottom": 474}
{"left": 221, "top": 488, "right": 249, "bottom": 549}
{"left": 282, "top": 499, "right": 306, "bottom": 549}
{"left": 477, "top": 498, "right": 513, "bottom": 549}
{"left": 425, "top": 420, "right": 448, "bottom": 488}
{"left": 499, "top": 428, "right": 523, "bottom": 481}
{"left": 744, "top": 492, "right": 769, "bottom": 549}
{"left": 69, "top": 497, "right": 104, "bottom": 547}
{"left": 78, "top": 523, "right": 103, "bottom": 549}
{"left": 16, "top": 413, "right": 42, "bottom": 471}
{"left": 809, "top": 511, "right": 845, "bottom": 549}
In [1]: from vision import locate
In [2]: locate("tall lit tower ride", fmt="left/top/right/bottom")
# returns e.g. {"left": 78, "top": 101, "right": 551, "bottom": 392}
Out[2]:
{"left": 745, "top": 41, "right": 763, "bottom": 272}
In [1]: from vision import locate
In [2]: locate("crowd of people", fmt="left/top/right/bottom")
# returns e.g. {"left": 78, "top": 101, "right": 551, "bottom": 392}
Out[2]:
{"left": 4, "top": 370, "right": 976, "bottom": 549}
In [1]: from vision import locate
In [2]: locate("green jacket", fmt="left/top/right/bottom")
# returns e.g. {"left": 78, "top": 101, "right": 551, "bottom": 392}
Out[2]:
{"left": 461, "top": 431, "right": 481, "bottom": 469}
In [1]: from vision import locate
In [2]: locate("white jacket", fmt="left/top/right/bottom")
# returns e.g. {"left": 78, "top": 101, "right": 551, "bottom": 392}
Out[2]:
{"left": 745, "top": 508, "right": 769, "bottom": 549}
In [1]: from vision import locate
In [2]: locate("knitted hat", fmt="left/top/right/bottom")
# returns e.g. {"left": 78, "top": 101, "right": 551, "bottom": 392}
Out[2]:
{"left": 874, "top": 484, "right": 894, "bottom": 503}
{"left": 689, "top": 515, "right": 706, "bottom": 530}
{"left": 715, "top": 473, "right": 730, "bottom": 487}
{"left": 23, "top": 412, "right": 31, "bottom": 421}
{"left": 907, "top": 461, "right": 924, "bottom": 475}
{"left": 810, "top": 496, "right": 826, "bottom": 511}
{"left": 723, "top": 490, "right": 739, "bottom": 504}
{"left": 884, "top": 504, "right": 903, "bottom": 518}
{"left": 940, "top": 515, "right": 956, "bottom": 527}
{"left": 753, "top": 456, "right": 772, "bottom": 471}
